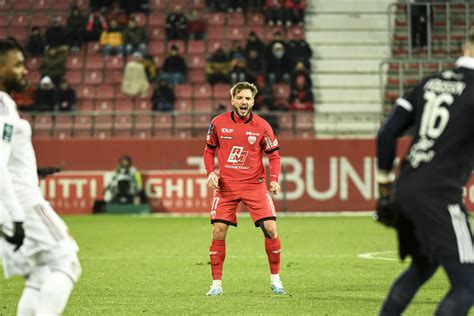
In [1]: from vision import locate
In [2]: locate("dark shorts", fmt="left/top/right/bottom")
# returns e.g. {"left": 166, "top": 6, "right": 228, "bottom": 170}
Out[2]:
{"left": 393, "top": 193, "right": 474, "bottom": 263}
{"left": 209, "top": 187, "right": 277, "bottom": 227}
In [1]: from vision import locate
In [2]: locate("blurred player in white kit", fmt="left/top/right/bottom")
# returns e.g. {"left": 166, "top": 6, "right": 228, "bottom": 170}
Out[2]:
{"left": 0, "top": 39, "right": 81, "bottom": 315}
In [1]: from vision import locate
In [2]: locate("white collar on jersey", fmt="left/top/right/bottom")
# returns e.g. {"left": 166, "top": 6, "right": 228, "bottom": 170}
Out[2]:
{"left": 455, "top": 56, "right": 474, "bottom": 70}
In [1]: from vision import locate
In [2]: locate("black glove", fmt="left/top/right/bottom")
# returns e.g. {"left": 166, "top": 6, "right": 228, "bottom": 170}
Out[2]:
{"left": 373, "top": 182, "right": 396, "bottom": 227}
{"left": 5, "top": 221, "right": 25, "bottom": 251}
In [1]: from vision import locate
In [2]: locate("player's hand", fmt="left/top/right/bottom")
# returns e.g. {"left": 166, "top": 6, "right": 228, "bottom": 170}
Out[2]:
{"left": 5, "top": 221, "right": 25, "bottom": 251}
{"left": 269, "top": 181, "right": 280, "bottom": 195}
{"left": 373, "top": 182, "right": 396, "bottom": 227}
{"left": 207, "top": 172, "right": 219, "bottom": 191}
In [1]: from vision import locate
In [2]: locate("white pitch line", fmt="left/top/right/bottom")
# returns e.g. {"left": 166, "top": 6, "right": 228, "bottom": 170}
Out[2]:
{"left": 357, "top": 251, "right": 402, "bottom": 261}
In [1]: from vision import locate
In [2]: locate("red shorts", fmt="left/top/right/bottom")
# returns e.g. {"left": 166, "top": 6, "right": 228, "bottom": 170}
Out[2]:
{"left": 209, "top": 187, "right": 277, "bottom": 227}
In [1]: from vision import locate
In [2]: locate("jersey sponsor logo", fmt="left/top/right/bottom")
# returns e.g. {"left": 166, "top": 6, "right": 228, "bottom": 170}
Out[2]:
{"left": 220, "top": 136, "right": 232, "bottom": 140}
{"left": 221, "top": 128, "right": 234, "bottom": 133}
{"left": 246, "top": 131, "right": 260, "bottom": 136}
{"left": 2, "top": 123, "right": 13, "bottom": 142}
{"left": 248, "top": 135, "right": 256, "bottom": 145}
{"left": 227, "top": 146, "right": 248, "bottom": 165}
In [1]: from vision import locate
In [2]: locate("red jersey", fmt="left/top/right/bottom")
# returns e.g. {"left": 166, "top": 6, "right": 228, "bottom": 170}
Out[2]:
{"left": 203, "top": 111, "right": 281, "bottom": 191}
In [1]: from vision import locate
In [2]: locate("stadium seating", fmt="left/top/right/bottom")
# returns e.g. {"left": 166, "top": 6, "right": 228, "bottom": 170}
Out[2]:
{"left": 6, "top": 1, "right": 308, "bottom": 139}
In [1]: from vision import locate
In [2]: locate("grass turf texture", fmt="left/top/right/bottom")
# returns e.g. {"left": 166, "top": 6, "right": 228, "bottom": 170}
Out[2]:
{"left": 1, "top": 215, "right": 466, "bottom": 315}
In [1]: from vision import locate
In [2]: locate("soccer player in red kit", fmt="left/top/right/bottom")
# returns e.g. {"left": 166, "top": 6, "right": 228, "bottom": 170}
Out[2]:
{"left": 203, "top": 81, "right": 285, "bottom": 296}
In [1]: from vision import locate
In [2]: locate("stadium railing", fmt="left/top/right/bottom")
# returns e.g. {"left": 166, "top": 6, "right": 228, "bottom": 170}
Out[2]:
{"left": 388, "top": 1, "right": 473, "bottom": 59}
{"left": 25, "top": 111, "right": 317, "bottom": 139}
{"left": 379, "top": 59, "right": 455, "bottom": 113}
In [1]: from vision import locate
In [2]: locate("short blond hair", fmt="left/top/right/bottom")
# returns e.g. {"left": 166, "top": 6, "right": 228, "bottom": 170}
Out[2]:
{"left": 230, "top": 81, "right": 258, "bottom": 98}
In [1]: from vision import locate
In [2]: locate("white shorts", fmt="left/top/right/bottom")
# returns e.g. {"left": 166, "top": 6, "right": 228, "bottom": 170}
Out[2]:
{"left": 1, "top": 199, "right": 79, "bottom": 281}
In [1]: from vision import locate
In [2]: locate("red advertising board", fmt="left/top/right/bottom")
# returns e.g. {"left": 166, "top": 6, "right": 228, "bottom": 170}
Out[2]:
{"left": 35, "top": 139, "right": 474, "bottom": 214}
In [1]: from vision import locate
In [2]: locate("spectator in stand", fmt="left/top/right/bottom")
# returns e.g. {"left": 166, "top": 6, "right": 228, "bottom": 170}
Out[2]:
{"left": 206, "top": 0, "right": 228, "bottom": 12}
{"left": 161, "top": 45, "right": 187, "bottom": 86}
{"left": 142, "top": 54, "right": 157, "bottom": 83}
{"left": 259, "top": 103, "right": 280, "bottom": 135}
{"left": 263, "top": 0, "right": 285, "bottom": 26}
{"left": 244, "top": 32, "right": 265, "bottom": 56}
{"left": 410, "top": 1, "right": 432, "bottom": 50}
{"left": 254, "top": 76, "right": 276, "bottom": 111}
{"left": 66, "top": 5, "right": 86, "bottom": 52}
{"left": 266, "top": 42, "right": 291, "bottom": 84}
{"left": 266, "top": 30, "right": 287, "bottom": 56}
{"left": 248, "top": 0, "right": 265, "bottom": 11}
{"left": 229, "top": 59, "right": 247, "bottom": 85}
{"left": 25, "top": 27, "right": 45, "bottom": 57}
{"left": 85, "top": 9, "right": 109, "bottom": 42}
{"left": 284, "top": 0, "right": 306, "bottom": 26}
{"left": 90, "top": 0, "right": 114, "bottom": 11}
{"left": 100, "top": 18, "right": 124, "bottom": 57}
{"left": 34, "top": 76, "right": 57, "bottom": 111}
{"left": 107, "top": 1, "right": 128, "bottom": 27}
{"left": 165, "top": 5, "right": 187, "bottom": 40}
{"left": 45, "top": 17, "right": 69, "bottom": 55}
{"left": 206, "top": 47, "right": 230, "bottom": 85}
{"left": 119, "top": 0, "right": 149, "bottom": 14}
{"left": 227, "top": 0, "right": 244, "bottom": 12}
{"left": 122, "top": 52, "right": 150, "bottom": 97}
{"left": 228, "top": 40, "right": 246, "bottom": 61}
{"left": 124, "top": 16, "right": 148, "bottom": 56}
{"left": 151, "top": 79, "right": 175, "bottom": 111}
{"left": 187, "top": 9, "right": 206, "bottom": 40}
{"left": 288, "top": 78, "right": 314, "bottom": 111}
{"left": 12, "top": 86, "right": 36, "bottom": 112}
{"left": 290, "top": 61, "right": 312, "bottom": 89}
{"left": 287, "top": 28, "right": 312, "bottom": 70}
{"left": 39, "top": 47, "right": 67, "bottom": 85}
{"left": 56, "top": 79, "right": 76, "bottom": 111}
{"left": 213, "top": 102, "right": 227, "bottom": 116}
{"left": 245, "top": 49, "right": 265, "bottom": 83}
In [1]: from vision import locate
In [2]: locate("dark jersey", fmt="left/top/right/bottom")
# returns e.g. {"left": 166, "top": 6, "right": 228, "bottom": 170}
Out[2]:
{"left": 395, "top": 56, "right": 474, "bottom": 198}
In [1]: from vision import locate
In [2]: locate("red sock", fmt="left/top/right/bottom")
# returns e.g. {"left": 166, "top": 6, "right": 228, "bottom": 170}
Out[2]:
{"left": 265, "top": 237, "right": 281, "bottom": 274}
{"left": 209, "top": 239, "right": 226, "bottom": 280}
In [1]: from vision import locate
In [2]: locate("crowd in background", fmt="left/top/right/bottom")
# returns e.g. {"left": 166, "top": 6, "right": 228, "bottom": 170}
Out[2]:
{"left": 12, "top": 0, "right": 312, "bottom": 116}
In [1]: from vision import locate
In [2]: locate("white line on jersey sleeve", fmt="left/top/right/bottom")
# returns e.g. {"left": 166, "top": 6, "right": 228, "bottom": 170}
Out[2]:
{"left": 395, "top": 98, "right": 413, "bottom": 112}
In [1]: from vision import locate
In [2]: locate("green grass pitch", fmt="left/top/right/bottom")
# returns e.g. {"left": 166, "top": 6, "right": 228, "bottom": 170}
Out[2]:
{"left": 1, "top": 214, "right": 469, "bottom": 315}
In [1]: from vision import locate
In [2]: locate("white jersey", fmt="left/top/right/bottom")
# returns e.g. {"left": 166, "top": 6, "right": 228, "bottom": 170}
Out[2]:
{"left": 0, "top": 91, "right": 24, "bottom": 223}
{"left": 9, "top": 118, "right": 44, "bottom": 207}
{"left": 0, "top": 91, "right": 79, "bottom": 280}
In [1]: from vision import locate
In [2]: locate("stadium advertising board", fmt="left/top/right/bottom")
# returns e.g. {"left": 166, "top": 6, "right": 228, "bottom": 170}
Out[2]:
{"left": 35, "top": 139, "right": 474, "bottom": 214}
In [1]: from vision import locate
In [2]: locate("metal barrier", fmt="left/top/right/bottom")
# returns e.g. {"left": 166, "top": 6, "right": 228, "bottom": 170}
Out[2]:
{"left": 24, "top": 111, "right": 317, "bottom": 138}
{"left": 387, "top": 1, "right": 472, "bottom": 59}
{"left": 379, "top": 59, "right": 455, "bottom": 112}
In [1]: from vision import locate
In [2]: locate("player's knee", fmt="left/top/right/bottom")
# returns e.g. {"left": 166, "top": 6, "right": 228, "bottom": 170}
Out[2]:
{"left": 51, "top": 254, "right": 81, "bottom": 284}
{"left": 212, "top": 224, "right": 228, "bottom": 240}
{"left": 260, "top": 221, "right": 278, "bottom": 239}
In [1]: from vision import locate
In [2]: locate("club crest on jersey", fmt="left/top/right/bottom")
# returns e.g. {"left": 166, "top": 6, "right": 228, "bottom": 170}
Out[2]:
{"left": 248, "top": 135, "right": 256, "bottom": 145}
{"left": 2, "top": 123, "right": 13, "bottom": 143}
